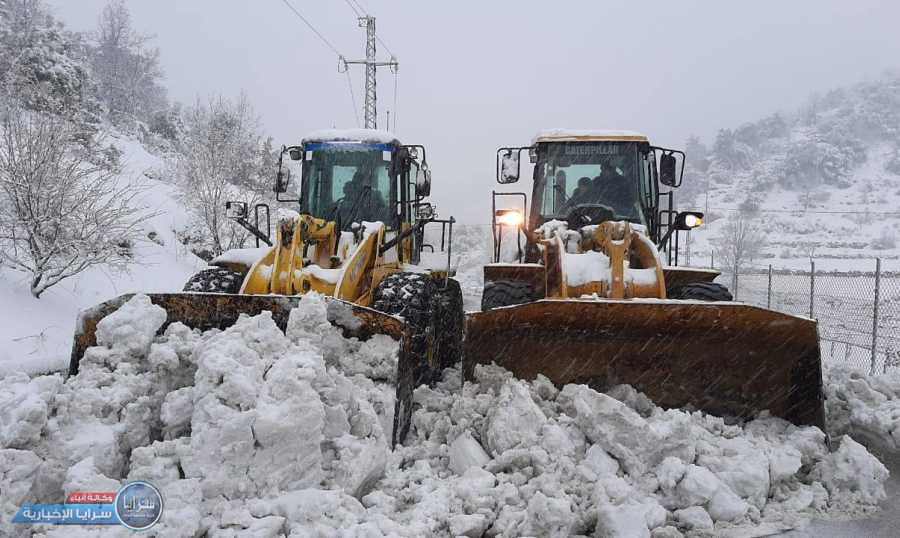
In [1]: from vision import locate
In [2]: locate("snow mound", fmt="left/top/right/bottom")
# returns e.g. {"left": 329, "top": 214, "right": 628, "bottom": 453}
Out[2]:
{"left": 1, "top": 293, "right": 397, "bottom": 537}
{"left": 825, "top": 365, "right": 900, "bottom": 453}
{"left": 1, "top": 293, "right": 892, "bottom": 537}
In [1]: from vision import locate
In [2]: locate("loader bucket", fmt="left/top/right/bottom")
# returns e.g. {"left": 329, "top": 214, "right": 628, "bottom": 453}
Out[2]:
{"left": 464, "top": 299, "right": 825, "bottom": 429}
{"left": 69, "top": 293, "right": 435, "bottom": 447}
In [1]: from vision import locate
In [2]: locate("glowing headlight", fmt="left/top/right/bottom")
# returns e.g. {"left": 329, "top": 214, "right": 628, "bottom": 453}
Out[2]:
{"left": 684, "top": 214, "right": 702, "bottom": 228}
{"left": 496, "top": 210, "right": 524, "bottom": 227}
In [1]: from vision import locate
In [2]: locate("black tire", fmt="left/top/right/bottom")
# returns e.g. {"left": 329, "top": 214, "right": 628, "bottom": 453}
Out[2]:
{"left": 433, "top": 278, "right": 464, "bottom": 370}
{"left": 182, "top": 267, "right": 245, "bottom": 294}
{"left": 372, "top": 272, "right": 464, "bottom": 373}
{"left": 373, "top": 273, "right": 464, "bottom": 445}
{"left": 481, "top": 280, "right": 537, "bottom": 311}
{"left": 668, "top": 281, "right": 733, "bottom": 301}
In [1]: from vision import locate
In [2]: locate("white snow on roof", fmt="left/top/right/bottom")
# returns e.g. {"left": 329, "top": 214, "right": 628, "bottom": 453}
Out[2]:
{"left": 532, "top": 129, "right": 648, "bottom": 144}
{"left": 302, "top": 128, "right": 399, "bottom": 145}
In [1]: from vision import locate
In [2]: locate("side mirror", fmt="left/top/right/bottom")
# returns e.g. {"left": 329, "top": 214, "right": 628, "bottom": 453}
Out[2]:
{"left": 673, "top": 211, "right": 703, "bottom": 231}
{"left": 498, "top": 149, "right": 520, "bottom": 184}
{"left": 416, "top": 202, "right": 435, "bottom": 220}
{"left": 416, "top": 165, "right": 432, "bottom": 197}
{"left": 273, "top": 168, "right": 291, "bottom": 193}
{"left": 225, "top": 201, "right": 248, "bottom": 220}
{"left": 288, "top": 148, "right": 302, "bottom": 161}
{"left": 660, "top": 153, "right": 678, "bottom": 187}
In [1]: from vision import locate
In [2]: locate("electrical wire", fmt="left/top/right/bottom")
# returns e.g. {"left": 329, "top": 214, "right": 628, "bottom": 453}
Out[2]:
{"left": 344, "top": 0, "right": 396, "bottom": 58}
{"left": 345, "top": 70, "right": 361, "bottom": 127}
{"left": 342, "top": 0, "right": 362, "bottom": 17}
{"left": 350, "top": 0, "right": 369, "bottom": 17}
{"left": 392, "top": 69, "right": 398, "bottom": 132}
{"left": 278, "top": 0, "right": 343, "bottom": 57}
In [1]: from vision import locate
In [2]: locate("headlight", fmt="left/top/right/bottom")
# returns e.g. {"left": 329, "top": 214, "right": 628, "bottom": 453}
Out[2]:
{"left": 496, "top": 210, "right": 524, "bottom": 227}
{"left": 674, "top": 212, "right": 703, "bottom": 230}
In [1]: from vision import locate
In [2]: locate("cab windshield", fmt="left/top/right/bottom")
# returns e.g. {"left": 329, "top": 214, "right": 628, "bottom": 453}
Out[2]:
{"left": 300, "top": 142, "right": 394, "bottom": 227}
{"left": 535, "top": 141, "right": 646, "bottom": 225}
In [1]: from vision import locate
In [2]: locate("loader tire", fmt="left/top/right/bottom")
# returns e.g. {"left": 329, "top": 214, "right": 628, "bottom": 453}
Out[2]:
{"left": 668, "top": 281, "right": 733, "bottom": 301}
{"left": 481, "top": 280, "right": 536, "bottom": 311}
{"left": 372, "top": 272, "right": 463, "bottom": 373}
{"left": 433, "top": 278, "right": 464, "bottom": 370}
{"left": 182, "top": 267, "right": 245, "bottom": 294}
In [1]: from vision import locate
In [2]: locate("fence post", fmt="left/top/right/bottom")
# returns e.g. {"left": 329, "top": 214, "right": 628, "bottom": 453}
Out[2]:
{"left": 710, "top": 251, "right": 714, "bottom": 269}
{"left": 872, "top": 258, "right": 881, "bottom": 374}
{"left": 809, "top": 260, "right": 815, "bottom": 318}
{"left": 732, "top": 268, "right": 739, "bottom": 301}
{"left": 767, "top": 264, "right": 773, "bottom": 309}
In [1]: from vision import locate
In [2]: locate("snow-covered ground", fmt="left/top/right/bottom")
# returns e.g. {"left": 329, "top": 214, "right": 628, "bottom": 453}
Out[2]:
{"left": 0, "top": 135, "right": 206, "bottom": 376}
{"left": 1, "top": 292, "right": 897, "bottom": 537}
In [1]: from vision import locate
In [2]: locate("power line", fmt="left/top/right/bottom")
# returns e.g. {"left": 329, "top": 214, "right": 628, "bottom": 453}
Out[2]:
{"left": 343, "top": 0, "right": 396, "bottom": 58}
{"left": 278, "top": 0, "right": 343, "bottom": 57}
{"left": 342, "top": 0, "right": 362, "bottom": 17}
{"left": 350, "top": 0, "right": 369, "bottom": 17}
{"left": 345, "top": 71, "right": 361, "bottom": 127}
{"left": 375, "top": 35, "right": 395, "bottom": 59}
{"left": 392, "top": 67, "right": 398, "bottom": 132}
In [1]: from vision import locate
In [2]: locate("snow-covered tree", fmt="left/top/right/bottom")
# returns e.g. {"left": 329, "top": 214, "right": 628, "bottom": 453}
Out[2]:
{"left": 90, "top": 0, "right": 167, "bottom": 125}
{"left": 175, "top": 94, "right": 274, "bottom": 257}
{"left": 0, "top": 0, "right": 98, "bottom": 125}
{"left": 0, "top": 99, "right": 150, "bottom": 297}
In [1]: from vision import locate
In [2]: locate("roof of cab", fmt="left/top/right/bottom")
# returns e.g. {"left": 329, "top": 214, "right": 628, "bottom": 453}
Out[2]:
{"left": 301, "top": 128, "right": 400, "bottom": 145}
{"left": 532, "top": 129, "right": 649, "bottom": 144}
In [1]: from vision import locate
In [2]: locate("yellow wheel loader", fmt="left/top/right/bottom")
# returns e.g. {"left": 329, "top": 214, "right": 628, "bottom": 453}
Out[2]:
{"left": 464, "top": 130, "right": 825, "bottom": 428}
{"left": 69, "top": 129, "right": 464, "bottom": 446}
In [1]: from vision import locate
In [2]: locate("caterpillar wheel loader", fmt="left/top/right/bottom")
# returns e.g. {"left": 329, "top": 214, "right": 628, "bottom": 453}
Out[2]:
{"left": 464, "top": 129, "right": 825, "bottom": 428}
{"left": 69, "top": 129, "right": 464, "bottom": 447}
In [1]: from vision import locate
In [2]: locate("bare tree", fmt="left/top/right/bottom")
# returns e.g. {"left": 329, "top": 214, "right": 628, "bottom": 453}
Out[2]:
{"left": 0, "top": 99, "right": 150, "bottom": 297}
{"left": 711, "top": 211, "right": 766, "bottom": 295}
{"left": 175, "top": 94, "right": 272, "bottom": 256}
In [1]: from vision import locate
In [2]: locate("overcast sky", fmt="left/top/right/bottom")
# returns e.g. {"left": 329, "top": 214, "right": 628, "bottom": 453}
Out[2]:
{"left": 48, "top": 1, "right": 900, "bottom": 223}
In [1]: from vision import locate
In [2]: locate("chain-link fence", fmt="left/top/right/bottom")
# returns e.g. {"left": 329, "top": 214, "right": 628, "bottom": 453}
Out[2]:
{"left": 716, "top": 259, "right": 900, "bottom": 373}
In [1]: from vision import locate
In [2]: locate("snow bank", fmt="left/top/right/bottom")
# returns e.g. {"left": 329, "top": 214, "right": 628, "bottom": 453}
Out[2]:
{"left": 824, "top": 365, "right": 900, "bottom": 453}
{"left": 2, "top": 294, "right": 891, "bottom": 537}
{"left": 0, "top": 293, "right": 397, "bottom": 537}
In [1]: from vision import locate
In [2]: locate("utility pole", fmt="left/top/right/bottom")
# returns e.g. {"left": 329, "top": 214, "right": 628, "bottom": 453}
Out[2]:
{"left": 340, "top": 16, "right": 397, "bottom": 130}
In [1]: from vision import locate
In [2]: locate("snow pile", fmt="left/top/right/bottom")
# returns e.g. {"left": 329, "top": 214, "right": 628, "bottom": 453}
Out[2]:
{"left": 825, "top": 365, "right": 900, "bottom": 453}
{"left": 380, "top": 367, "right": 887, "bottom": 537}
{"left": 1, "top": 294, "right": 891, "bottom": 537}
{"left": 0, "top": 293, "right": 397, "bottom": 537}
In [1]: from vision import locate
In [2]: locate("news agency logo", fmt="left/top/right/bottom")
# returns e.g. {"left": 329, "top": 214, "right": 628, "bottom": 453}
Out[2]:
{"left": 114, "top": 481, "right": 164, "bottom": 531}
{"left": 12, "top": 480, "right": 164, "bottom": 530}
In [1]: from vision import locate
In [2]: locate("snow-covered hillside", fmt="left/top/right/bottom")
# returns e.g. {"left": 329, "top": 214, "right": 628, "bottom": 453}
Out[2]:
{"left": 0, "top": 134, "right": 206, "bottom": 376}
{"left": 681, "top": 73, "right": 900, "bottom": 268}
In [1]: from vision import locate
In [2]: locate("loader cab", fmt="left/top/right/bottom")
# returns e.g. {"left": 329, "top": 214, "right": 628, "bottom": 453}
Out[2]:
{"left": 496, "top": 130, "right": 693, "bottom": 252}
{"left": 275, "top": 129, "right": 432, "bottom": 234}
{"left": 530, "top": 138, "right": 655, "bottom": 230}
